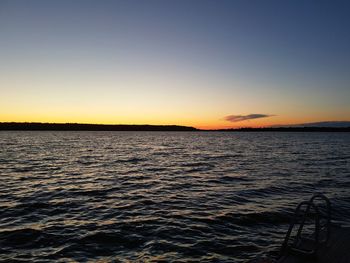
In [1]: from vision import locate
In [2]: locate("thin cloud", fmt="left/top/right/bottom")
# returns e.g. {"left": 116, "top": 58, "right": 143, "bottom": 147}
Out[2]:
{"left": 225, "top": 114, "right": 274, "bottom": 123}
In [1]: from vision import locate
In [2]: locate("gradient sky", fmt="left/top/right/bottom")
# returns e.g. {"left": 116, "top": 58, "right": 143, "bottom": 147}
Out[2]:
{"left": 1, "top": 0, "right": 349, "bottom": 129}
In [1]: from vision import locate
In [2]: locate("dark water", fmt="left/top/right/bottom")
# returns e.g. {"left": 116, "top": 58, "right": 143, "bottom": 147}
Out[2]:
{"left": 0, "top": 131, "right": 349, "bottom": 262}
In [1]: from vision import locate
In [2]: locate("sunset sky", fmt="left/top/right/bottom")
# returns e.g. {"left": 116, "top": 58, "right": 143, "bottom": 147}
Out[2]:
{"left": 1, "top": 0, "right": 349, "bottom": 129}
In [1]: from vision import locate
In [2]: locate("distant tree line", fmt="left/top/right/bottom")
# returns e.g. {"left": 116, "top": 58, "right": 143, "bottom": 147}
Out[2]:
{"left": 0, "top": 122, "right": 349, "bottom": 132}
{"left": 0, "top": 122, "right": 198, "bottom": 131}
{"left": 215, "top": 127, "right": 350, "bottom": 132}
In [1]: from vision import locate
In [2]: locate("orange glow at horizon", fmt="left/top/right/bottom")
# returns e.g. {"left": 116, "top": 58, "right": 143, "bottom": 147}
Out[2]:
{"left": 1, "top": 110, "right": 349, "bottom": 130}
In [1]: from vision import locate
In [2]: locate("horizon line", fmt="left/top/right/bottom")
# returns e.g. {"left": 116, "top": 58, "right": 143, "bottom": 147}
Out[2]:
{"left": 1, "top": 121, "right": 350, "bottom": 132}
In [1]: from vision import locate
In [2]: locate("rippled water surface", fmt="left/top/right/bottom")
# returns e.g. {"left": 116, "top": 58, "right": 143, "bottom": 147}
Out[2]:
{"left": 1, "top": 131, "right": 349, "bottom": 262}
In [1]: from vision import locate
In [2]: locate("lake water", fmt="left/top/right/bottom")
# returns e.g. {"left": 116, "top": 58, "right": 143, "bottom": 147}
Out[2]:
{"left": 0, "top": 131, "right": 349, "bottom": 262}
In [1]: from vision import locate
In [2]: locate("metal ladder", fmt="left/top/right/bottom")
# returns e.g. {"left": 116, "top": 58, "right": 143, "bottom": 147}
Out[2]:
{"left": 280, "top": 194, "right": 331, "bottom": 258}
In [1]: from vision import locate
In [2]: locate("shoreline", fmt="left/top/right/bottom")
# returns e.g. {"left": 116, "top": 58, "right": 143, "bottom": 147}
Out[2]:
{"left": 0, "top": 122, "right": 349, "bottom": 132}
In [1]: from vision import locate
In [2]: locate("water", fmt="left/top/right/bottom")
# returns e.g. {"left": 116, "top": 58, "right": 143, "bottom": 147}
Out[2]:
{"left": 0, "top": 131, "right": 349, "bottom": 262}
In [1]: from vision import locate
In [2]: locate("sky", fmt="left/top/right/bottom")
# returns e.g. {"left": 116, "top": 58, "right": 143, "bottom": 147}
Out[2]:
{"left": 1, "top": 0, "right": 349, "bottom": 129}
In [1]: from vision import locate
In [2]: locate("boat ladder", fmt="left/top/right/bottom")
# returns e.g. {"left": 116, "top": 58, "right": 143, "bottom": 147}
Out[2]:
{"left": 280, "top": 194, "right": 331, "bottom": 259}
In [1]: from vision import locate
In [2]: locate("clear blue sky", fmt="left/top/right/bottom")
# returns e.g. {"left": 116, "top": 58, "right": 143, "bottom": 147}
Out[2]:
{"left": 1, "top": 0, "right": 349, "bottom": 128}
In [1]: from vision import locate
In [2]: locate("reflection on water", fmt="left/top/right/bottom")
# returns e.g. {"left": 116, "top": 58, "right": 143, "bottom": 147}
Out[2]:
{"left": 0, "top": 131, "right": 349, "bottom": 262}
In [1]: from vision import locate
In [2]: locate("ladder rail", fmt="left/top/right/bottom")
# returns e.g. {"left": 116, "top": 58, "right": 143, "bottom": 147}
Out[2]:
{"left": 310, "top": 194, "right": 331, "bottom": 243}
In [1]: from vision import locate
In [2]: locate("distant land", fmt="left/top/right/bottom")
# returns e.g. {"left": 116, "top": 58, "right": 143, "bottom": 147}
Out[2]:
{"left": 271, "top": 121, "right": 350, "bottom": 128}
{"left": 0, "top": 122, "right": 349, "bottom": 132}
{"left": 0, "top": 122, "right": 198, "bottom": 131}
{"left": 216, "top": 127, "right": 350, "bottom": 132}
{"left": 216, "top": 121, "right": 350, "bottom": 132}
